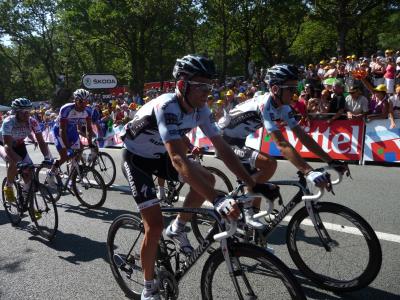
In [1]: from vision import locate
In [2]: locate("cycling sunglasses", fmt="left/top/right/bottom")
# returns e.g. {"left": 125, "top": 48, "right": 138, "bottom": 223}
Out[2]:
{"left": 188, "top": 81, "right": 213, "bottom": 93}
{"left": 279, "top": 85, "right": 298, "bottom": 94}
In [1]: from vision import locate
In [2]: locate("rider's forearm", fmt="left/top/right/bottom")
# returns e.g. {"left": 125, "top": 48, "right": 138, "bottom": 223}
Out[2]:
{"left": 276, "top": 141, "right": 313, "bottom": 174}
{"left": 294, "top": 127, "right": 333, "bottom": 163}
{"left": 36, "top": 135, "right": 50, "bottom": 158}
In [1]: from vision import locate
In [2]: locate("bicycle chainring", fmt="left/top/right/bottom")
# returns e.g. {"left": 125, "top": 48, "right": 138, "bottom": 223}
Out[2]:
{"left": 156, "top": 266, "right": 179, "bottom": 300}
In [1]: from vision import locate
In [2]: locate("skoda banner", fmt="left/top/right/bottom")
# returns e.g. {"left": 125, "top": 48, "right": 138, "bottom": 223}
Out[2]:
{"left": 82, "top": 74, "right": 118, "bottom": 89}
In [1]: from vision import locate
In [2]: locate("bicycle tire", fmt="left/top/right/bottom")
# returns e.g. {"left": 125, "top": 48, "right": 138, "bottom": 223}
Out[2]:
{"left": 1, "top": 178, "right": 22, "bottom": 225}
{"left": 92, "top": 151, "right": 116, "bottom": 187}
{"left": 201, "top": 242, "right": 306, "bottom": 300}
{"left": 191, "top": 166, "right": 233, "bottom": 244}
{"left": 35, "top": 166, "right": 63, "bottom": 202}
{"left": 29, "top": 183, "right": 58, "bottom": 241}
{"left": 71, "top": 166, "right": 107, "bottom": 208}
{"left": 107, "top": 214, "right": 145, "bottom": 300}
{"left": 287, "top": 201, "right": 382, "bottom": 293}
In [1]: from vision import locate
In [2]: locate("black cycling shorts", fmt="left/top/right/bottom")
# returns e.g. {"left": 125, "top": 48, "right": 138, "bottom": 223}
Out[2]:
{"left": 222, "top": 135, "right": 259, "bottom": 174}
{"left": 121, "top": 148, "right": 179, "bottom": 210}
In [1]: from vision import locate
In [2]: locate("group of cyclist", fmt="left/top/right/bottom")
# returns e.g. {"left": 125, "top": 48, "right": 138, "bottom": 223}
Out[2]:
{"left": 1, "top": 54, "right": 349, "bottom": 300}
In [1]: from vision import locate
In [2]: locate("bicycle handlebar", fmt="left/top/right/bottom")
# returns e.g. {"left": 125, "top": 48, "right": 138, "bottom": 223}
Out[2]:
{"left": 213, "top": 221, "right": 237, "bottom": 241}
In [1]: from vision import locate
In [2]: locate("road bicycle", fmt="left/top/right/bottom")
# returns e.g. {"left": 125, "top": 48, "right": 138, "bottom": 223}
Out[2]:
{"left": 36, "top": 147, "right": 107, "bottom": 209}
{"left": 154, "top": 152, "right": 233, "bottom": 207}
{"left": 81, "top": 138, "right": 117, "bottom": 187}
{"left": 1, "top": 160, "right": 58, "bottom": 240}
{"left": 107, "top": 192, "right": 306, "bottom": 300}
{"left": 191, "top": 166, "right": 382, "bottom": 293}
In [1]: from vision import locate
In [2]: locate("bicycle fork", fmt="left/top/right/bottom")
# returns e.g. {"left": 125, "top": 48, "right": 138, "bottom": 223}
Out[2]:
{"left": 305, "top": 200, "right": 335, "bottom": 251}
{"left": 221, "top": 239, "right": 256, "bottom": 300}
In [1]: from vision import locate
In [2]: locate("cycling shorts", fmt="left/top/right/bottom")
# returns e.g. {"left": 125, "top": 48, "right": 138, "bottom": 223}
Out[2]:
{"left": 0, "top": 142, "right": 33, "bottom": 165}
{"left": 53, "top": 126, "right": 80, "bottom": 151}
{"left": 121, "top": 148, "right": 180, "bottom": 211}
{"left": 222, "top": 135, "right": 259, "bottom": 173}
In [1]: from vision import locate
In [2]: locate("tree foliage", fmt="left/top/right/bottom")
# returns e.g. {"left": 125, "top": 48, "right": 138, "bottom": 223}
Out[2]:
{"left": 0, "top": 0, "right": 398, "bottom": 105}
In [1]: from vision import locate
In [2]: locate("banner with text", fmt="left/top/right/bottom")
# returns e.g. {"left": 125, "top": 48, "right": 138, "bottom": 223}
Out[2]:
{"left": 260, "top": 120, "right": 364, "bottom": 161}
{"left": 363, "top": 120, "right": 400, "bottom": 163}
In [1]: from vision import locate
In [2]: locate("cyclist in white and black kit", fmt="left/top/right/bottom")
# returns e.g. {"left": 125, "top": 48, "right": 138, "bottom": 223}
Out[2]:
{"left": 121, "top": 55, "right": 261, "bottom": 300}
{"left": 219, "top": 64, "right": 349, "bottom": 229}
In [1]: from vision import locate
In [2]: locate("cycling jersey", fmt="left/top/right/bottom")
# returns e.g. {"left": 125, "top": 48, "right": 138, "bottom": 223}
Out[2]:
{"left": 0, "top": 115, "right": 41, "bottom": 146}
{"left": 53, "top": 103, "right": 92, "bottom": 150}
{"left": 122, "top": 93, "right": 219, "bottom": 159}
{"left": 54, "top": 103, "right": 92, "bottom": 131}
{"left": 218, "top": 93, "right": 298, "bottom": 143}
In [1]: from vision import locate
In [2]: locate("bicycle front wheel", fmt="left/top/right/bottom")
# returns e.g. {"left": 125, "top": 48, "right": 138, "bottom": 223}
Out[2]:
{"left": 93, "top": 152, "right": 116, "bottom": 187}
{"left": 201, "top": 243, "right": 306, "bottom": 300}
{"left": 71, "top": 166, "right": 107, "bottom": 208}
{"left": 29, "top": 183, "right": 58, "bottom": 240}
{"left": 1, "top": 178, "right": 22, "bottom": 225}
{"left": 287, "top": 201, "right": 382, "bottom": 292}
{"left": 107, "top": 214, "right": 145, "bottom": 300}
{"left": 36, "top": 166, "right": 63, "bottom": 202}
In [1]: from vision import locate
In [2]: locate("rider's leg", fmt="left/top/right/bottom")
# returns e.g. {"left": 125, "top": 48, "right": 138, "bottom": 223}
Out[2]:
{"left": 140, "top": 205, "right": 164, "bottom": 282}
{"left": 156, "top": 177, "right": 166, "bottom": 200}
{"left": 250, "top": 152, "right": 277, "bottom": 210}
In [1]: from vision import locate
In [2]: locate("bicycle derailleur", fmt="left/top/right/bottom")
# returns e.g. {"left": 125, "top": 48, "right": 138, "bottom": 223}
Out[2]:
{"left": 155, "top": 266, "right": 179, "bottom": 300}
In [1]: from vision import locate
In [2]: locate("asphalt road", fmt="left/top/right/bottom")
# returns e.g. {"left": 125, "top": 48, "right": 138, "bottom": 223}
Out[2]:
{"left": 0, "top": 144, "right": 399, "bottom": 299}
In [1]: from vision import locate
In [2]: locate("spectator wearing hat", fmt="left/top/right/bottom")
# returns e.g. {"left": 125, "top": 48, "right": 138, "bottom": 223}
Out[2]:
{"left": 327, "top": 80, "right": 346, "bottom": 124}
{"left": 371, "top": 57, "right": 386, "bottom": 86}
{"left": 384, "top": 57, "right": 396, "bottom": 94}
{"left": 224, "top": 89, "right": 236, "bottom": 111}
{"left": 345, "top": 84, "right": 369, "bottom": 120}
{"left": 128, "top": 102, "right": 137, "bottom": 119}
{"left": 323, "top": 62, "right": 338, "bottom": 79}
{"left": 388, "top": 85, "right": 400, "bottom": 129}
{"left": 317, "top": 60, "right": 326, "bottom": 80}
{"left": 367, "top": 84, "right": 390, "bottom": 122}
{"left": 237, "top": 93, "right": 246, "bottom": 103}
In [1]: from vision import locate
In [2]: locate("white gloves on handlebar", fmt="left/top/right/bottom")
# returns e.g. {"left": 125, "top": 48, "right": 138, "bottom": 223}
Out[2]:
{"left": 213, "top": 196, "right": 236, "bottom": 217}
{"left": 306, "top": 170, "right": 330, "bottom": 186}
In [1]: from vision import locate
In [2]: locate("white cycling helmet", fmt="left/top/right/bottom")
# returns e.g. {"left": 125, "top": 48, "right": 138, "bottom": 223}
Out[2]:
{"left": 11, "top": 98, "right": 33, "bottom": 110}
{"left": 73, "top": 88, "right": 90, "bottom": 101}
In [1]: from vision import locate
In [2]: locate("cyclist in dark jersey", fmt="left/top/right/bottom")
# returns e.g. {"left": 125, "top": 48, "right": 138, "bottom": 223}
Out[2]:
{"left": 218, "top": 64, "right": 349, "bottom": 229}
{"left": 121, "top": 55, "right": 258, "bottom": 300}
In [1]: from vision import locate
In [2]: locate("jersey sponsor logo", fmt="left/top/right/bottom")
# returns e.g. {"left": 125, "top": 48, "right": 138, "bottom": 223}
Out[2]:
{"left": 123, "top": 161, "right": 138, "bottom": 197}
{"left": 168, "top": 128, "right": 192, "bottom": 136}
{"left": 227, "top": 111, "right": 261, "bottom": 128}
{"left": 164, "top": 113, "right": 180, "bottom": 125}
{"left": 150, "top": 138, "right": 164, "bottom": 146}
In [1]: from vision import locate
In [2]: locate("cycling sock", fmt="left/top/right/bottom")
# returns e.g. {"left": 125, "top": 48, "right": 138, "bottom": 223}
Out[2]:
{"left": 171, "top": 218, "right": 186, "bottom": 232}
{"left": 143, "top": 279, "right": 156, "bottom": 296}
{"left": 158, "top": 186, "right": 166, "bottom": 197}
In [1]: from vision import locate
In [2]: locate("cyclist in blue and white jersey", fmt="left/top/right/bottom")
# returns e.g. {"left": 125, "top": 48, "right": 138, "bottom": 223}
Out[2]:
{"left": 47, "top": 89, "right": 95, "bottom": 185}
{"left": 218, "top": 64, "right": 349, "bottom": 229}
{"left": 0, "top": 98, "right": 51, "bottom": 202}
{"left": 120, "top": 55, "right": 270, "bottom": 300}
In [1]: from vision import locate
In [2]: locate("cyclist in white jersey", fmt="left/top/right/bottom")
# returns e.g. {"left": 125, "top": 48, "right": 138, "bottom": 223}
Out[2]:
{"left": 121, "top": 55, "right": 264, "bottom": 300}
{"left": 0, "top": 98, "right": 51, "bottom": 202}
{"left": 219, "top": 64, "right": 349, "bottom": 228}
{"left": 47, "top": 89, "right": 95, "bottom": 186}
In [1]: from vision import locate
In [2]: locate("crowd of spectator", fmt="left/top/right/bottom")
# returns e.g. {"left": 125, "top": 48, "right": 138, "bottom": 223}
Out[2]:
{"left": 1, "top": 49, "right": 399, "bottom": 136}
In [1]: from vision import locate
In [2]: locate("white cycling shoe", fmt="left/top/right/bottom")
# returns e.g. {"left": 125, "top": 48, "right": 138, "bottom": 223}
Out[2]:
{"left": 141, "top": 289, "right": 161, "bottom": 300}
{"left": 165, "top": 224, "right": 194, "bottom": 255}
{"left": 244, "top": 207, "right": 266, "bottom": 230}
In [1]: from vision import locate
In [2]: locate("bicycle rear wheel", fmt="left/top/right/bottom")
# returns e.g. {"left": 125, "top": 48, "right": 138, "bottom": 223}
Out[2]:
{"left": 201, "top": 243, "right": 306, "bottom": 300}
{"left": 287, "top": 202, "right": 382, "bottom": 292}
{"left": 71, "top": 166, "right": 107, "bottom": 208}
{"left": 1, "top": 178, "right": 22, "bottom": 225}
{"left": 107, "top": 214, "right": 145, "bottom": 300}
{"left": 29, "top": 183, "right": 58, "bottom": 240}
{"left": 92, "top": 152, "right": 116, "bottom": 187}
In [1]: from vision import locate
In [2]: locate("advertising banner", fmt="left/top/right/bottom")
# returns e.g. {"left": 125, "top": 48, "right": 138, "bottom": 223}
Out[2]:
{"left": 260, "top": 120, "right": 364, "bottom": 161}
{"left": 82, "top": 74, "right": 118, "bottom": 89}
{"left": 363, "top": 120, "right": 400, "bottom": 163}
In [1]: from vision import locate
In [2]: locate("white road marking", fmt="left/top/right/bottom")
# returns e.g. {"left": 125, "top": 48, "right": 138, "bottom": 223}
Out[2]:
{"left": 109, "top": 184, "right": 400, "bottom": 244}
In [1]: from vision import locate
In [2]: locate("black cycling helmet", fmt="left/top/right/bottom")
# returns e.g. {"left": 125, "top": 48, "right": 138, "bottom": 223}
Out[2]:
{"left": 264, "top": 64, "right": 298, "bottom": 86}
{"left": 173, "top": 54, "right": 216, "bottom": 80}
{"left": 11, "top": 98, "right": 33, "bottom": 110}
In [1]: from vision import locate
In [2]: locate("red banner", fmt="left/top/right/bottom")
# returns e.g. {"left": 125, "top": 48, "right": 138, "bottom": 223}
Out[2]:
{"left": 260, "top": 120, "right": 364, "bottom": 161}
